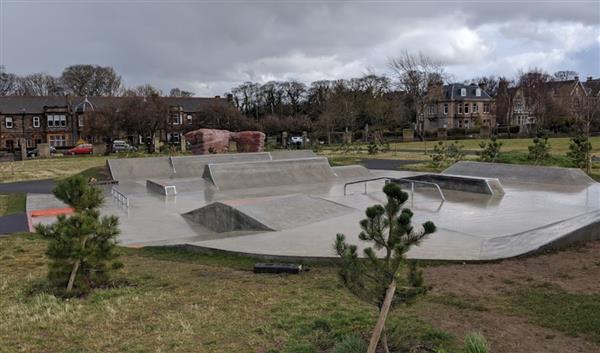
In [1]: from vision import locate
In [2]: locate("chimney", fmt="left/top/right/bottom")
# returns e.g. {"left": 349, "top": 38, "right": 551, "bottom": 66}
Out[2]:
{"left": 215, "top": 95, "right": 221, "bottom": 99}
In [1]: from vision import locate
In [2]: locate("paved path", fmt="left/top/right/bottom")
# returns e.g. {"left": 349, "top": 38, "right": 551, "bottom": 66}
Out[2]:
{"left": 0, "top": 213, "right": 29, "bottom": 235}
{"left": 0, "top": 179, "right": 55, "bottom": 194}
{"left": 360, "top": 159, "right": 421, "bottom": 170}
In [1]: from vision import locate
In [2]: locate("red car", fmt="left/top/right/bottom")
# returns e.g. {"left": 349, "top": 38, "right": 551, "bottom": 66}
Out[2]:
{"left": 67, "top": 144, "right": 93, "bottom": 155}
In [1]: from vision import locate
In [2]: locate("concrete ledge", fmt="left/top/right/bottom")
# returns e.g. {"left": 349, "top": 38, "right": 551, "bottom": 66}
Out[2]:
{"left": 146, "top": 179, "right": 177, "bottom": 196}
{"left": 183, "top": 202, "right": 273, "bottom": 233}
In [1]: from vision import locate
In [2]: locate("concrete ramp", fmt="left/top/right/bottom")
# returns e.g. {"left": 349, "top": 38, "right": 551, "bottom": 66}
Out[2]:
{"left": 270, "top": 150, "right": 316, "bottom": 160}
{"left": 204, "top": 157, "right": 337, "bottom": 190}
{"left": 107, "top": 157, "right": 172, "bottom": 181}
{"left": 333, "top": 165, "right": 374, "bottom": 179}
{"left": 184, "top": 194, "right": 353, "bottom": 232}
{"left": 170, "top": 153, "right": 271, "bottom": 178}
{"left": 443, "top": 161, "right": 595, "bottom": 186}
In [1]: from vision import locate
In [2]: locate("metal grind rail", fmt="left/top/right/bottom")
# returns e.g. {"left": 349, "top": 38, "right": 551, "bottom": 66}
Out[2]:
{"left": 344, "top": 177, "right": 446, "bottom": 201}
{"left": 111, "top": 186, "right": 130, "bottom": 208}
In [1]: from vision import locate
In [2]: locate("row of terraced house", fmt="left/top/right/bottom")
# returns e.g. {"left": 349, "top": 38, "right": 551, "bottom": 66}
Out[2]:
{"left": 0, "top": 95, "right": 229, "bottom": 152}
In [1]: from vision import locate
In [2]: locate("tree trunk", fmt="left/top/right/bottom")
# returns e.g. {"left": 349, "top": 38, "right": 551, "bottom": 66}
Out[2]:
{"left": 367, "top": 279, "right": 397, "bottom": 353}
{"left": 66, "top": 260, "right": 80, "bottom": 292}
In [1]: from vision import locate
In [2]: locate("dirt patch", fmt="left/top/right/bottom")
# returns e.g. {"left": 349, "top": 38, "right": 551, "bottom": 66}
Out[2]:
{"left": 417, "top": 303, "right": 599, "bottom": 353}
{"left": 424, "top": 240, "right": 600, "bottom": 297}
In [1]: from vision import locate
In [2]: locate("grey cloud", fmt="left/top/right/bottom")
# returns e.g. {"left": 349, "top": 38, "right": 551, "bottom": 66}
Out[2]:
{"left": 1, "top": 1, "right": 598, "bottom": 95}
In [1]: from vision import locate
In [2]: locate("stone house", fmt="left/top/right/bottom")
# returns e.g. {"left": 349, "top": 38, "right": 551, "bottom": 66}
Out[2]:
{"left": 0, "top": 95, "right": 230, "bottom": 152}
{"left": 422, "top": 83, "right": 495, "bottom": 133}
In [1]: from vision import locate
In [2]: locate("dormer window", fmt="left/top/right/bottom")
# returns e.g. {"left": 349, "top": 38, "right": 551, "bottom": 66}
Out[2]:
{"left": 475, "top": 88, "right": 481, "bottom": 97}
{"left": 460, "top": 88, "right": 466, "bottom": 97}
{"left": 5, "top": 117, "right": 13, "bottom": 129}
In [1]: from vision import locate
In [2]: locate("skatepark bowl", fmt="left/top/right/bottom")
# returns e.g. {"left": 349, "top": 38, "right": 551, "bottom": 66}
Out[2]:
{"left": 29, "top": 151, "right": 600, "bottom": 261}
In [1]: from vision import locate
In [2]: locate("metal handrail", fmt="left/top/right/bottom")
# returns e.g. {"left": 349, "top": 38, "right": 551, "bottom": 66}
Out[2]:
{"left": 343, "top": 177, "right": 392, "bottom": 195}
{"left": 343, "top": 177, "right": 446, "bottom": 201}
{"left": 110, "top": 186, "right": 130, "bottom": 208}
{"left": 395, "top": 178, "right": 446, "bottom": 202}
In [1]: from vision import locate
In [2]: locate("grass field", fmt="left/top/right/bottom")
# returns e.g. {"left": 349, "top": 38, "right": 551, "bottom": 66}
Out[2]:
{"left": 0, "top": 193, "right": 26, "bottom": 216}
{"left": 2, "top": 234, "right": 599, "bottom": 353}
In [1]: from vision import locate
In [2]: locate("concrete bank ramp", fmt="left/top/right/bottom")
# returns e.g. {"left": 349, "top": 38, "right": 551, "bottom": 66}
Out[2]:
{"left": 107, "top": 157, "right": 172, "bottom": 181}
{"left": 183, "top": 194, "right": 353, "bottom": 232}
{"left": 170, "top": 153, "right": 271, "bottom": 178}
{"left": 443, "top": 161, "right": 595, "bottom": 186}
{"left": 204, "top": 157, "right": 337, "bottom": 190}
{"left": 270, "top": 150, "right": 316, "bottom": 160}
{"left": 333, "top": 165, "right": 373, "bottom": 179}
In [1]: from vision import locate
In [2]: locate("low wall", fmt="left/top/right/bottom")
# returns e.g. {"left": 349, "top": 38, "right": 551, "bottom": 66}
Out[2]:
{"left": 170, "top": 153, "right": 271, "bottom": 178}
{"left": 107, "top": 157, "right": 172, "bottom": 181}
{"left": 204, "top": 157, "right": 336, "bottom": 190}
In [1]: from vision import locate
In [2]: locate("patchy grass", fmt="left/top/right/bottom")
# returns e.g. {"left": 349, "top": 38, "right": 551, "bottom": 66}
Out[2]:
{"left": 0, "top": 156, "right": 109, "bottom": 183}
{"left": 0, "top": 234, "right": 462, "bottom": 353}
{"left": 510, "top": 285, "right": 600, "bottom": 343}
{"left": 0, "top": 193, "right": 26, "bottom": 216}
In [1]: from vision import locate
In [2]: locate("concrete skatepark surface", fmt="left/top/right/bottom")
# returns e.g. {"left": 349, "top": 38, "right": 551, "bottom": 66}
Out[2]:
{"left": 28, "top": 153, "right": 600, "bottom": 261}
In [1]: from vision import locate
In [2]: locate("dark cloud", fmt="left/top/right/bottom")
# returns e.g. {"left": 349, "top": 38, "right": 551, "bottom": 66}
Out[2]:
{"left": 1, "top": 0, "right": 598, "bottom": 95}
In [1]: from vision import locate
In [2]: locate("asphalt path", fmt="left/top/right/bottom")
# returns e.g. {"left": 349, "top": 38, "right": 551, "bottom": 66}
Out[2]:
{"left": 0, "top": 179, "right": 55, "bottom": 194}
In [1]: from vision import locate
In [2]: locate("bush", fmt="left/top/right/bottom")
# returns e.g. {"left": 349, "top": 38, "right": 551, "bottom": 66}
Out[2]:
{"left": 367, "top": 141, "right": 379, "bottom": 155}
{"left": 430, "top": 141, "right": 464, "bottom": 169}
{"left": 479, "top": 137, "right": 502, "bottom": 162}
{"left": 567, "top": 135, "right": 593, "bottom": 172}
{"left": 464, "top": 332, "right": 489, "bottom": 353}
{"left": 331, "top": 334, "right": 367, "bottom": 353}
{"left": 528, "top": 133, "right": 551, "bottom": 164}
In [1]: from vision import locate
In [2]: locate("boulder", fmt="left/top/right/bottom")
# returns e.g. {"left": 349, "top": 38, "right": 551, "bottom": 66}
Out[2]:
{"left": 232, "top": 131, "right": 265, "bottom": 152}
{"left": 185, "top": 128, "right": 232, "bottom": 154}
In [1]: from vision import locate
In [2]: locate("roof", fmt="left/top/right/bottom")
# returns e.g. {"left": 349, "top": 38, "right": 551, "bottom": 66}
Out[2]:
{"left": 584, "top": 79, "right": 600, "bottom": 97}
{"left": 0, "top": 95, "right": 230, "bottom": 114}
{"left": 0, "top": 96, "right": 68, "bottom": 114}
{"left": 443, "top": 83, "right": 493, "bottom": 101}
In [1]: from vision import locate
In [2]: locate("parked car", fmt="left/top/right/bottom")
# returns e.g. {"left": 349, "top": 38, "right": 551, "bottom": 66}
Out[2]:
{"left": 27, "top": 146, "right": 57, "bottom": 157}
{"left": 112, "top": 140, "right": 137, "bottom": 153}
{"left": 67, "top": 144, "right": 93, "bottom": 155}
{"left": 290, "top": 136, "right": 309, "bottom": 144}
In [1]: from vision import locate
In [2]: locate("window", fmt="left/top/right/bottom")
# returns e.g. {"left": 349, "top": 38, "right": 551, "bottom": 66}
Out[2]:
{"left": 443, "top": 103, "right": 448, "bottom": 115}
{"left": 515, "top": 102, "right": 524, "bottom": 113}
{"left": 78, "top": 115, "right": 84, "bottom": 127}
{"left": 472, "top": 103, "right": 479, "bottom": 113}
{"left": 47, "top": 114, "right": 67, "bottom": 127}
{"left": 475, "top": 88, "right": 481, "bottom": 97}
{"left": 464, "top": 103, "right": 469, "bottom": 114}
{"left": 458, "top": 103, "right": 463, "bottom": 114}
{"left": 483, "top": 103, "right": 490, "bottom": 113}
{"left": 49, "top": 135, "right": 66, "bottom": 147}
{"left": 458, "top": 120, "right": 463, "bottom": 128}
{"left": 187, "top": 114, "right": 193, "bottom": 124}
{"left": 33, "top": 116, "right": 40, "bottom": 128}
{"left": 460, "top": 88, "right": 466, "bottom": 97}
{"left": 428, "top": 105, "right": 435, "bottom": 115}
{"left": 172, "top": 113, "right": 183, "bottom": 125}
{"left": 167, "top": 132, "right": 181, "bottom": 144}
{"left": 5, "top": 117, "right": 13, "bottom": 129}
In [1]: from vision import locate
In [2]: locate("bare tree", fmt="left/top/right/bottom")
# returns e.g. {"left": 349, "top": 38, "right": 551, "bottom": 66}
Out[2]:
{"left": 169, "top": 88, "right": 194, "bottom": 97}
{"left": 518, "top": 69, "right": 552, "bottom": 130}
{"left": 16, "top": 73, "right": 64, "bottom": 96}
{"left": 123, "top": 84, "right": 162, "bottom": 97}
{"left": 0, "top": 66, "right": 18, "bottom": 96}
{"left": 61, "top": 65, "right": 122, "bottom": 96}
{"left": 473, "top": 75, "right": 500, "bottom": 97}
{"left": 553, "top": 70, "right": 579, "bottom": 81}
{"left": 389, "top": 51, "right": 448, "bottom": 145}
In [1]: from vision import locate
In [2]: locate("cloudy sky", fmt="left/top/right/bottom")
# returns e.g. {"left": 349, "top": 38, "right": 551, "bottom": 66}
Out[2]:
{"left": 1, "top": 0, "right": 599, "bottom": 96}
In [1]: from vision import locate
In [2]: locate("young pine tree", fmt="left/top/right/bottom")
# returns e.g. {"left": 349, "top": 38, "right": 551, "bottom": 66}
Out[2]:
{"left": 567, "top": 135, "right": 593, "bottom": 174}
{"left": 36, "top": 176, "right": 120, "bottom": 294}
{"left": 479, "top": 137, "right": 502, "bottom": 162}
{"left": 334, "top": 183, "right": 436, "bottom": 353}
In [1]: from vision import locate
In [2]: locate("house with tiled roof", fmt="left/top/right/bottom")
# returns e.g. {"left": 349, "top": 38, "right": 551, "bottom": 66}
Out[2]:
{"left": 421, "top": 83, "right": 495, "bottom": 133}
{"left": 0, "top": 95, "right": 230, "bottom": 152}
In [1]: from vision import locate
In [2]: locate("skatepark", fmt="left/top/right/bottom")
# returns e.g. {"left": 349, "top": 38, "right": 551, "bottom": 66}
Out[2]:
{"left": 28, "top": 151, "right": 600, "bottom": 261}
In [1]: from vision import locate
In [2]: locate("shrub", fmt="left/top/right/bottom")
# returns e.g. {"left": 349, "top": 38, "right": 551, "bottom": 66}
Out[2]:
{"left": 367, "top": 141, "right": 379, "bottom": 155}
{"left": 331, "top": 334, "right": 367, "bottom": 353}
{"left": 479, "top": 137, "right": 502, "bottom": 162}
{"left": 430, "top": 141, "right": 448, "bottom": 168}
{"left": 567, "top": 135, "right": 593, "bottom": 173}
{"left": 528, "top": 133, "right": 551, "bottom": 164}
